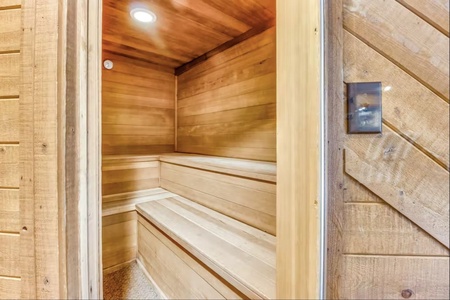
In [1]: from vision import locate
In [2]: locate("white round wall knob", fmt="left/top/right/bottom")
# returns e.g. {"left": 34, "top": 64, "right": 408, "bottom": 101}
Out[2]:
{"left": 103, "top": 60, "right": 114, "bottom": 70}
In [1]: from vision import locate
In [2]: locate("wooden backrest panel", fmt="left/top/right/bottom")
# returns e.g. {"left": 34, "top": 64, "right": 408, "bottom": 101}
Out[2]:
{"left": 160, "top": 157, "right": 276, "bottom": 235}
{"left": 176, "top": 27, "right": 276, "bottom": 161}
{"left": 102, "top": 52, "right": 176, "bottom": 155}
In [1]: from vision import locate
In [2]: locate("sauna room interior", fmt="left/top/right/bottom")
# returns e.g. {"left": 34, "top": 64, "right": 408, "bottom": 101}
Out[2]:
{"left": 101, "top": 0, "right": 277, "bottom": 298}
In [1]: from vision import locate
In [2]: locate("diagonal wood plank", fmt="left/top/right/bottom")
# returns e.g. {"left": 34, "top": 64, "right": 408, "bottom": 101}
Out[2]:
{"left": 344, "top": 31, "right": 449, "bottom": 168}
{"left": 397, "top": 0, "right": 449, "bottom": 37}
{"left": 343, "top": 0, "right": 449, "bottom": 100}
{"left": 345, "top": 125, "right": 449, "bottom": 248}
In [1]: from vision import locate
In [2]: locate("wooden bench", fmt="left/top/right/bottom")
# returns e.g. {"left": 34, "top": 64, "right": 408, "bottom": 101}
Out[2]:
{"left": 137, "top": 193, "right": 276, "bottom": 299}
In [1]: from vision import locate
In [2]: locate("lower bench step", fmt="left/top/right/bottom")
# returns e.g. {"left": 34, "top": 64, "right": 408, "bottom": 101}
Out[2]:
{"left": 136, "top": 194, "right": 276, "bottom": 299}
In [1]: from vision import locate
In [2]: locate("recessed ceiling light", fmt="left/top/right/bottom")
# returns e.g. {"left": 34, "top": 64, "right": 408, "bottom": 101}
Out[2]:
{"left": 130, "top": 8, "right": 157, "bottom": 23}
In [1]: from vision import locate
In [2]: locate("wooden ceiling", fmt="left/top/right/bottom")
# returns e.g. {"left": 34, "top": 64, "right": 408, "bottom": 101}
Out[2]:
{"left": 102, "top": 0, "right": 275, "bottom": 68}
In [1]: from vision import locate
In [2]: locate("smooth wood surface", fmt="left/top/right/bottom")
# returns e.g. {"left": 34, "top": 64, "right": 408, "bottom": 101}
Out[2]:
{"left": 343, "top": 0, "right": 449, "bottom": 101}
{"left": 160, "top": 162, "right": 276, "bottom": 234}
{"left": 341, "top": 255, "right": 449, "bottom": 299}
{"left": 103, "top": 0, "right": 275, "bottom": 68}
{"left": 177, "top": 28, "right": 276, "bottom": 161}
{"left": 0, "top": 144, "right": 18, "bottom": 187}
{"left": 102, "top": 52, "right": 175, "bottom": 156}
{"left": 138, "top": 221, "right": 227, "bottom": 299}
{"left": 344, "top": 31, "right": 449, "bottom": 169}
{"left": 277, "top": 0, "right": 321, "bottom": 299}
{"left": 160, "top": 153, "right": 276, "bottom": 182}
{"left": 102, "top": 211, "right": 137, "bottom": 270}
{"left": 137, "top": 195, "right": 276, "bottom": 299}
{"left": 345, "top": 127, "right": 449, "bottom": 247}
{"left": 102, "top": 156, "right": 160, "bottom": 196}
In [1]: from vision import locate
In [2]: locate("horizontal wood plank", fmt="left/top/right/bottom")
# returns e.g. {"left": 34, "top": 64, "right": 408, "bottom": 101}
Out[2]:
{"left": 137, "top": 197, "right": 276, "bottom": 299}
{"left": 0, "top": 144, "right": 18, "bottom": 187}
{"left": 0, "top": 53, "right": 19, "bottom": 96}
{"left": 345, "top": 125, "right": 449, "bottom": 247}
{"left": 0, "top": 8, "right": 20, "bottom": 52}
{"left": 0, "top": 233, "right": 20, "bottom": 277}
{"left": 0, "top": 189, "right": 19, "bottom": 232}
{"left": 102, "top": 211, "right": 137, "bottom": 270}
{"left": 343, "top": 203, "right": 449, "bottom": 256}
{"left": 0, "top": 276, "right": 20, "bottom": 299}
{"left": 0, "top": 99, "right": 18, "bottom": 142}
{"left": 341, "top": 255, "right": 450, "bottom": 299}
{"left": 137, "top": 221, "right": 226, "bottom": 299}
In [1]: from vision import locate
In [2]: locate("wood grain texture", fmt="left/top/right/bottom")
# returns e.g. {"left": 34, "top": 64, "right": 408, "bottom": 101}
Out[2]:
{"left": 160, "top": 162, "right": 276, "bottom": 234}
{"left": 343, "top": 0, "right": 450, "bottom": 100}
{"left": 102, "top": 52, "right": 175, "bottom": 155}
{"left": 0, "top": 276, "right": 20, "bottom": 299}
{"left": 341, "top": 255, "right": 450, "bottom": 299}
{"left": 0, "top": 53, "right": 19, "bottom": 96}
{"left": 344, "top": 31, "right": 450, "bottom": 169}
{"left": 345, "top": 126, "right": 449, "bottom": 247}
{"left": 0, "top": 99, "right": 18, "bottom": 142}
{"left": 102, "top": 211, "right": 138, "bottom": 270}
{"left": 397, "top": 0, "right": 449, "bottom": 36}
{"left": 343, "top": 203, "right": 450, "bottom": 256}
{"left": 0, "top": 233, "right": 20, "bottom": 277}
{"left": 102, "top": 0, "right": 274, "bottom": 67}
{"left": 0, "top": 189, "right": 19, "bottom": 232}
{"left": 0, "top": 8, "right": 20, "bottom": 52}
{"left": 177, "top": 28, "right": 276, "bottom": 161}
{"left": 325, "top": 0, "right": 345, "bottom": 298}
{"left": 137, "top": 196, "right": 276, "bottom": 299}
{"left": 19, "top": 0, "right": 36, "bottom": 296}
{"left": 137, "top": 220, "right": 226, "bottom": 299}
{"left": 277, "top": 0, "right": 321, "bottom": 298}
{"left": 0, "top": 144, "right": 18, "bottom": 187}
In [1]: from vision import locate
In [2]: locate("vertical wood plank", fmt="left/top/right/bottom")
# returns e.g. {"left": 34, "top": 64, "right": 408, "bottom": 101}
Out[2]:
{"left": 325, "top": 0, "right": 345, "bottom": 298}
{"left": 33, "top": 0, "right": 62, "bottom": 298}
{"left": 20, "top": 0, "right": 37, "bottom": 297}
{"left": 277, "top": 0, "right": 322, "bottom": 298}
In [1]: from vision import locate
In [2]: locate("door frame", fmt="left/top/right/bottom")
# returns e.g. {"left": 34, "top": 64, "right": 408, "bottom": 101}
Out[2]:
{"left": 67, "top": 0, "right": 335, "bottom": 298}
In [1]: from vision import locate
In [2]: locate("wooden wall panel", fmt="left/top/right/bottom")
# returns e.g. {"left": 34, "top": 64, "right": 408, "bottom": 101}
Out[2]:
{"left": 0, "top": 3, "right": 21, "bottom": 296}
{"left": 328, "top": 0, "right": 450, "bottom": 298}
{"left": 102, "top": 52, "right": 175, "bottom": 156}
{"left": 102, "top": 211, "right": 137, "bottom": 270}
{"left": 177, "top": 28, "right": 276, "bottom": 161}
{"left": 341, "top": 256, "right": 449, "bottom": 299}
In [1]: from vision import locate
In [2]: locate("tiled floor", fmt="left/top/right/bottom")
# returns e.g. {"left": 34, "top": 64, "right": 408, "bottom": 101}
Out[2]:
{"left": 103, "top": 261, "right": 162, "bottom": 299}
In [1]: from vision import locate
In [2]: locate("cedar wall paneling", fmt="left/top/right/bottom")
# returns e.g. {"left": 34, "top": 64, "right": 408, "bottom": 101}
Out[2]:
{"left": 102, "top": 52, "right": 176, "bottom": 155}
{"left": 176, "top": 27, "right": 276, "bottom": 162}
{"left": 329, "top": 1, "right": 450, "bottom": 299}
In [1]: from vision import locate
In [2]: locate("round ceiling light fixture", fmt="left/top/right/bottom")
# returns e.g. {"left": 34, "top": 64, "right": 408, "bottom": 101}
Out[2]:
{"left": 130, "top": 8, "right": 157, "bottom": 23}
